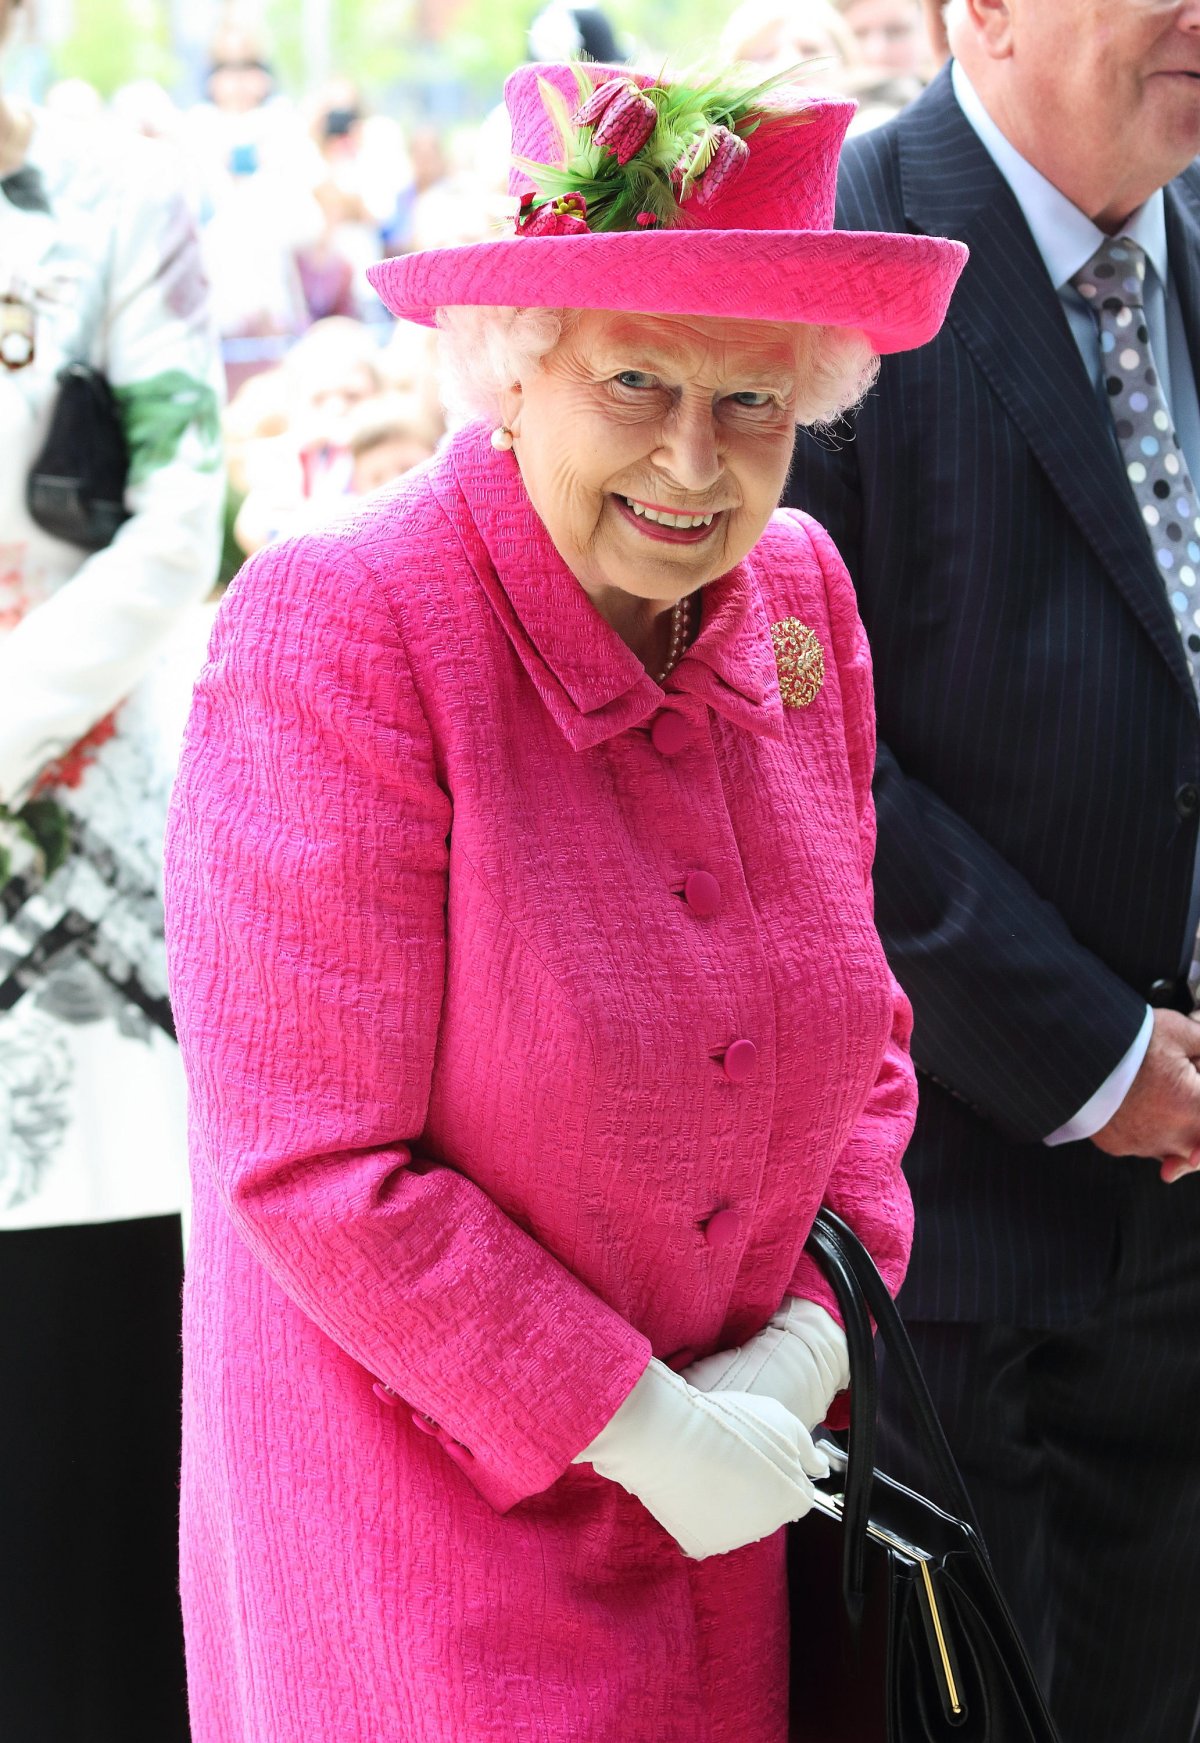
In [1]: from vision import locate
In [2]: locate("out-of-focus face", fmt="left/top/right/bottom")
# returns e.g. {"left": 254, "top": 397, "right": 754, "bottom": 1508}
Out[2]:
{"left": 307, "top": 360, "right": 380, "bottom": 425}
{"left": 208, "top": 32, "right": 272, "bottom": 115}
{"left": 352, "top": 433, "right": 435, "bottom": 494}
{"left": 964, "top": 0, "right": 1200, "bottom": 227}
{"left": 502, "top": 309, "right": 803, "bottom": 607}
{"left": 841, "top": 0, "right": 927, "bottom": 75}
{"left": 738, "top": 17, "right": 848, "bottom": 65}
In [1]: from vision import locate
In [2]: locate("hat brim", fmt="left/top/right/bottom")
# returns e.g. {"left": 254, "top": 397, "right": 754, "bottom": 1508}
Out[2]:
{"left": 367, "top": 227, "right": 967, "bottom": 355}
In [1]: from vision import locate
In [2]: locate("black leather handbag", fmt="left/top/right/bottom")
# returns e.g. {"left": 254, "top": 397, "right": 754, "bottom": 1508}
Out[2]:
{"left": 788, "top": 1211, "right": 1062, "bottom": 1743}
{"left": 26, "top": 361, "right": 130, "bottom": 551}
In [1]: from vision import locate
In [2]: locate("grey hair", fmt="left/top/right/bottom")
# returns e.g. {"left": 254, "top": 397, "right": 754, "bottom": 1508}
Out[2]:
{"left": 435, "top": 305, "right": 878, "bottom": 432}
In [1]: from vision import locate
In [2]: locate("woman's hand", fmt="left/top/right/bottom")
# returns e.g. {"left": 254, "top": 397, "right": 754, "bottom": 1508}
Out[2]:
{"left": 573, "top": 1358, "right": 830, "bottom": 1559}
{"left": 680, "top": 1298, "right": 849, "bottom": 1432}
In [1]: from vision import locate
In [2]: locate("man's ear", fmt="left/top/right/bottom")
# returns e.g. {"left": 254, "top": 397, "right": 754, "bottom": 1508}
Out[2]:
{"left": 958, "top": 0, "right": 1015, "bottom": 59}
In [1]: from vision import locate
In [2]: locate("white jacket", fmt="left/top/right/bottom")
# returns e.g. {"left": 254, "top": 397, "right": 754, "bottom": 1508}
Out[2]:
{"left": 0, "top": 108, "right": 225, "bottom": 807}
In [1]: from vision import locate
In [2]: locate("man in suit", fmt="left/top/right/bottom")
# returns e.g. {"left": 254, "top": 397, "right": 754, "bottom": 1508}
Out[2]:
{"left": 786, "top": 3, "right": 1200, "bottom": 1738}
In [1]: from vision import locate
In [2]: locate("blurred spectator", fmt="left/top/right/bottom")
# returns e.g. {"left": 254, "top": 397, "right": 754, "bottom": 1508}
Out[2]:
{"left": 346, "top": 392, "right": 440, "bottom": 494}
{"left": 832, "top": 0, "right": 929, "bottom": 126}
{"left": 233, "top": 315, "right": 443, "bottom": 552}
{"left": 111, "top": 79, "right": 209, "bottom": 218}
{"left": 526, "top": 2, "right": 624, "bottom": 63}
{"left": 184, "top": 20, "right": 321, "bottom": 390}
{"left": 0, "top": 14, "right": 224, "bottom": 1738}
{"left": 110, "top": 76, "right": 181, "bottom": 142}
{"left": 836, "top": 0, "right": 930, "bottom": 78}
{"left": 720, "top": 0, "right": 859, "bottom": 75}
{"left": 381, "top": 123, "right": 451, "bottom": 255}
{"left": 297, "top": 78, "right": 408, "bottom": 322}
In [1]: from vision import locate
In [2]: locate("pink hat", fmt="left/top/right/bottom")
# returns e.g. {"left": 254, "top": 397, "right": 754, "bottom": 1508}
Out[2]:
{"left": 367, "top": 63, "right": 966, "bottom": 355}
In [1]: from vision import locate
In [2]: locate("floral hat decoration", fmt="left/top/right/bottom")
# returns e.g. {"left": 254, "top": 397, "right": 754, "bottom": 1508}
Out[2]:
{"left": 367, "top": 62, "right": 967, "bottom": 354}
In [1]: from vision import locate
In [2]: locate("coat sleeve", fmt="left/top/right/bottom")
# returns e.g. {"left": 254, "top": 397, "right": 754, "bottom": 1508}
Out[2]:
{"left": 786, "top": 516, "right": 917, "bottom": 1316}
{"left": 0, "top": 139, "right": 225, "bottom": 807}
{"left": 164, "top": 532, "right": 651, "bottom": 1515}
{"left": 786, "top": 431, "right": 1148, "bottom": 1144}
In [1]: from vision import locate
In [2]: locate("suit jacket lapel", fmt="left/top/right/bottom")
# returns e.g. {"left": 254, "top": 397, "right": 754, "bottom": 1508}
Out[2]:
{"left": 892, "top": 72, "right": 1196, "bottom": 708}
{"left": 1165, "top": 168, "right": 1200, "bottom": 402}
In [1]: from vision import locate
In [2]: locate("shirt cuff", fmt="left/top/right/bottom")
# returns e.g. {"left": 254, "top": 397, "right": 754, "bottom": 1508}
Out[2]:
{"left": 1043, "top": 1006, "right": 1153, "bottom": 1146}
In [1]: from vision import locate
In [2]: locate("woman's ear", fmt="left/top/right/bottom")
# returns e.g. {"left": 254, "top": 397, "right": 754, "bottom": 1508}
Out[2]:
{"left": 498, "top": 380, "right": 523, "bottom": 438}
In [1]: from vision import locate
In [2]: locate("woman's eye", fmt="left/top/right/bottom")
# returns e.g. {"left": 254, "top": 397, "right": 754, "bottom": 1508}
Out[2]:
{"left": 729, "top": 391, "right": 774, "bottom": 409}
{"left": 615, "top": 371, "right": 658, "bottom": 390}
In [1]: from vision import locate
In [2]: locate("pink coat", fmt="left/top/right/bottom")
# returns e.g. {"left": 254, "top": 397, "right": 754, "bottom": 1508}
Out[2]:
{"left": 165, "top": 424, "right": 917, "bottom": 1743}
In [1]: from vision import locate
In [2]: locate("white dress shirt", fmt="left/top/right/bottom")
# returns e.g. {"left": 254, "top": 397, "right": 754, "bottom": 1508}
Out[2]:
{"left": 949, "top": 60, "right": 1200, "bottom": 1143}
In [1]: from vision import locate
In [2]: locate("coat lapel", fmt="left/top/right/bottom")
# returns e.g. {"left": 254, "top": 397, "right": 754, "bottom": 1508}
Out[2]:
{"left": 893, "top": 71, "right": 1196, "bottom": 707}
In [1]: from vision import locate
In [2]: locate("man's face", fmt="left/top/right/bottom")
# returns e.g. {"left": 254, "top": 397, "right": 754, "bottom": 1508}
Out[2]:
{"left": 1006, "top": 0, "right": 1200, "bottom": 223}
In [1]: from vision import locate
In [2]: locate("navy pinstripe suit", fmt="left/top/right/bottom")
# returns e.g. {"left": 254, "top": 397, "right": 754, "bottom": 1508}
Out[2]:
{"left": 787, "top": 68, "right": 1200, "bottom": 1743}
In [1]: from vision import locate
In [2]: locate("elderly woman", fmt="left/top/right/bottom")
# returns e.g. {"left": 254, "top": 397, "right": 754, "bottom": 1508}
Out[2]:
{"left": 165, "top": 61, "right": 965, "bottom": 1743}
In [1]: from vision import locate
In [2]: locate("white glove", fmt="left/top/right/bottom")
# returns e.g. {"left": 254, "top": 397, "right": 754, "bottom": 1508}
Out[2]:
{"left": 573, "top": 1357, "right": 830, "bottom": 1560}
{"left": 680, "top": 1298, "right": 850, "bottom": 1432}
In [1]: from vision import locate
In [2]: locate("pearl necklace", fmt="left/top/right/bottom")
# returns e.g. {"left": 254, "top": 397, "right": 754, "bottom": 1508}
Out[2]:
{"left": 654, "top": 595, "right": 695, "bottom": 686}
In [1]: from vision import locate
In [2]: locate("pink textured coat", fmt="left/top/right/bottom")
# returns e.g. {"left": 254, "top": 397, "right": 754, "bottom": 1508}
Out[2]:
{"left": 165, "top": 424, "right": 917, "bottom": 1743}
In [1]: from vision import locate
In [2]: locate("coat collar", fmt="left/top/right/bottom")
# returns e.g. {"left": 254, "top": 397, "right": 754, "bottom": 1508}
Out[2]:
{"left": 436, "top": 425, "right": 784, "bottom": 750}
{"left": 892, "top": 68, "right": 1200, "bottom": 712}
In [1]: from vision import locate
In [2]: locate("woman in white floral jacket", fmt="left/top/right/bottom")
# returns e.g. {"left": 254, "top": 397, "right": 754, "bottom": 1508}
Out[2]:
{"left": 0, "top": 5, "right": 224, "bottom": 1736}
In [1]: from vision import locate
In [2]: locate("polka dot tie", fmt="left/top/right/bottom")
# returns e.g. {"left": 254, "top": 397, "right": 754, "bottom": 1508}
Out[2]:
{"left": 1072, "top": 237, "right": 1200, "bottom": 996}
{"left": 1073, "top": 237, "right": 1200, "bottom": 684}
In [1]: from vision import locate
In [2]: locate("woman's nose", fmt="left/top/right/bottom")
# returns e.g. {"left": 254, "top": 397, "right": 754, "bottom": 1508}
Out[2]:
{"left": 653, "top": 406, "right": 723, "bottom": 494}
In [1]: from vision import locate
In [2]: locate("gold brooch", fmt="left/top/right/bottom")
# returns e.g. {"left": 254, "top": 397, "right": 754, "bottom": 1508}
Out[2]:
{"left": 770, "top": 619, "right": 825, "bottom": 708}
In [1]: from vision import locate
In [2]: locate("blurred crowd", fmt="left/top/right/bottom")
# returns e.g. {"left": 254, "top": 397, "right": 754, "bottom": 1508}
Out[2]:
{"left": 34, "top": 0, "right": 947, "bottom": 572}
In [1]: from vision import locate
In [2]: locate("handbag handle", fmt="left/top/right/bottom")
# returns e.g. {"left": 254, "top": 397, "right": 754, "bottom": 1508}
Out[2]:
{"left": 806, "top": 1213, "right": 878, "bottom": 1620}
{"left": 804, "top": 1211, "right": 985, "bottom": 1610}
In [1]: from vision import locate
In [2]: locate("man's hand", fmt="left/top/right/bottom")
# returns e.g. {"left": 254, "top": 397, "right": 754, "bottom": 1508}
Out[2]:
{"left": 1092, "top": 1009, "right": 1200, "bottom": 1183}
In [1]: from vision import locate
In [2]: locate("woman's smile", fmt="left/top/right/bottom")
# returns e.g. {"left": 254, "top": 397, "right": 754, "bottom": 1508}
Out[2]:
{"left": 611, "top": 493, "right": 723, "bottom": 544}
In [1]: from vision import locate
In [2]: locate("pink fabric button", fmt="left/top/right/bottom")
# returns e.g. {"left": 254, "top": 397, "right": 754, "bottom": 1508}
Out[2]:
{"left": 372, "top": 1381, "right": 401, "bottom": 1408}
{"left": 651, "top": 711, "right": 691, "bottom": 757}
{"left": 683, "top": 871, "right": 721, "bottom": 917}
{"left": 703, "top": 1209, "right": 742, "bottom": 1250}
{"left": 410, "top": 1410, "right": 440, "bottom": 1436}
{"left": 721, "top": 1039, "right": 758, "bottom": 1083}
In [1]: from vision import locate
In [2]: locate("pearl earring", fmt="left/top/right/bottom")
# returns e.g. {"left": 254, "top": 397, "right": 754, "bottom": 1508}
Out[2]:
{"left": 490, "top": 425, "right": 514, "bottom": 451}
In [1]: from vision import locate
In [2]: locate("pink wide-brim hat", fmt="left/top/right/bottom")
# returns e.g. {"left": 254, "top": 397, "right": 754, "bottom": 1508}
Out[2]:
{"left": 367, "top": 63, "right": 967, "bottom": 355}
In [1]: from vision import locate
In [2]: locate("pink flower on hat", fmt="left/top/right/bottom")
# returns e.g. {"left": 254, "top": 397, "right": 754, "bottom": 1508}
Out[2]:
{"left": 518, "top": 192, "right": 589, "bottom": 236}
{"left": 574, "top": 78, "right": 657, "bottom": 167}
{"left": 572, "top": 77, "right": 625, "bottom": 127}
{"left": 682, "top": 125, "right": 750, "bottom": 207}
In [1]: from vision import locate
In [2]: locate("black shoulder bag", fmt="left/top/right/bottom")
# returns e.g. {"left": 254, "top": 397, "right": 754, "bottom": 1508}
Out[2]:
{"left": 789, "top": 1210, "right": 1062, "bottom": 1743}
{"left": 27, "top": 361, "right": 130, "bottom": 551}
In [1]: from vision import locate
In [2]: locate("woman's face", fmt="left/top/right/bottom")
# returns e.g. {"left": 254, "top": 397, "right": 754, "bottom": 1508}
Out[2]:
{"left": 503, "top": 309, "right": 803, "bottom": 606}
{"left": 842, "top": 0, "right": 927, "bottom": 76}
